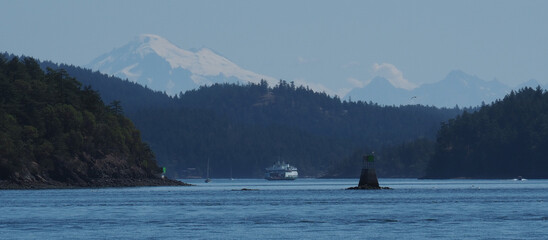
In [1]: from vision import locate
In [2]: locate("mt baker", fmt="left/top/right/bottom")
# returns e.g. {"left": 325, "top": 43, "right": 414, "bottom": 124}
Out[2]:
{"left": 87, "top": 34, "right": 277, "bottom": 95}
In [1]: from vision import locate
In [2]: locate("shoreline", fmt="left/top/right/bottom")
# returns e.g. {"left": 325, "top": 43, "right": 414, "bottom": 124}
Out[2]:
{"left": 0, "top": 178, "right": 192, "bottom": 190}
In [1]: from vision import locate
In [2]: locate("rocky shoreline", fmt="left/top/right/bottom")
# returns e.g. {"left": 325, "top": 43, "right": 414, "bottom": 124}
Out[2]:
{"left": 346, "top": 185, "right": 391, "bottom": 190}
{"left": 0, "top": 177, "right": 191, "bottom": 190}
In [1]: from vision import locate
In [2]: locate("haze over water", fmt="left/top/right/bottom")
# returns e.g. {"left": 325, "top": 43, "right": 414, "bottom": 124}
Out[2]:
{"left": 1, "top": 179, "right": 546, "bottom": 239}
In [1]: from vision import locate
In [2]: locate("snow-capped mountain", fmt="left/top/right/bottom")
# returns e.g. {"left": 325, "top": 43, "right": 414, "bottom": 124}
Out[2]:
{"left": 87, "top": 34, "right": 277, "bottom": 95}
{"left": 347, "top": 70, "right": 513, "bottom": 107}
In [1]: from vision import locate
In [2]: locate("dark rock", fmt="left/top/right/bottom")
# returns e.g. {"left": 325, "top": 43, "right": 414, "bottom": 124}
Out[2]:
{"left": 232, "top": 188, "right": 259, "bottom": 191}
{"left": 346, "top": 185, "right": 391, "bottom": 190}
{"left": 358, "top": 168, "right": 380, "bottom": 188}
{"left": 347, "top": 155, "right": 390, "bottom": 190}
{"left": 0, "top": 177, "right": 191, "bottom": 190}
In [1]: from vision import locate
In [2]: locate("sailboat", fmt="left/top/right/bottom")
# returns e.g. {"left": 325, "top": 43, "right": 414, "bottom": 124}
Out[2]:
{"left": 230, "top": 164, "right": 234, "bottom": 181}
{"left": 205, "top": 158, "right": 211, "bottom": 183}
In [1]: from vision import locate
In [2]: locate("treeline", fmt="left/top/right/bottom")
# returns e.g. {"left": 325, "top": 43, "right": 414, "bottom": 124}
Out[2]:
{"left": 30, "top": 56, "right": 465, "bottom": 178}
{"left": 0, "top": 56, "right": 163, "bottom": 185}
{"left": 162, "top": 81, "right": 460, "bottom": 178}
{"left": 177, "top": 80, "right": 461, "bottom": 146}
{"left": 425, "top": 87, "right": 548, "bottom": 178}
{"left": 18, "top": 53, "right": 548, "bottom": 179}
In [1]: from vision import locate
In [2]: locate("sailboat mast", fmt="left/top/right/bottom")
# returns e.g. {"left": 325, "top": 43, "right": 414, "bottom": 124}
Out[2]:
{"left": 204, "top": 158, "right": 211, "bottom": 183}
{"left": 206, "top": 158, "right": 210, "bottom": 178}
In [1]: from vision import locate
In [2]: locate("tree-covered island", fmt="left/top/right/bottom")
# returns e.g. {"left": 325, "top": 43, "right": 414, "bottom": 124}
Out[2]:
{"left": 0, "top": 56, "right": 187, "bottom": 189}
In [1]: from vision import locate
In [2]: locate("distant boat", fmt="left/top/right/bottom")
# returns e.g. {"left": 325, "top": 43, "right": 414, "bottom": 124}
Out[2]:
{"left": 265, "top": 161, "right": 298, "bottom": 180}
{"left": 205, "top": 158, "right": 211, "bottom": 183}
{"left": 514, "top": 176, "right": 526, "bottom": 181}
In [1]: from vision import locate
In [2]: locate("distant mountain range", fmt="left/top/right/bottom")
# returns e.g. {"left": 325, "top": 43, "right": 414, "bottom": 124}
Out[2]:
{"left": 87, "top": 34, "right": 545, "bottom": 107}
{"left": 347, "top": 71, "right": 546, "bottom": 108}
{"left": 86, "top": 34, "right": 277, "bottom": 95}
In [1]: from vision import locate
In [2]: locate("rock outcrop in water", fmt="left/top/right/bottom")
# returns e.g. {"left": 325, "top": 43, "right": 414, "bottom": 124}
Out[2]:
{"left": 0, "top": 57, "right": 188, "bottom": 189}
{"left": 347, "top": 155, "right": 390, "bottom": 190}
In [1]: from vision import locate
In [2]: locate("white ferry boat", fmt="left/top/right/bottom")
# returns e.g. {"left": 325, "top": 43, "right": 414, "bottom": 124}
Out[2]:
{"left": 265, "top": 161, "right": 298, "bottom": 180}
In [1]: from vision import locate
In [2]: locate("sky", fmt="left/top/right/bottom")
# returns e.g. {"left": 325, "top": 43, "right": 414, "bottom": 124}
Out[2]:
{"left": 2, "top": 0, "right": 548, "bottom": 96}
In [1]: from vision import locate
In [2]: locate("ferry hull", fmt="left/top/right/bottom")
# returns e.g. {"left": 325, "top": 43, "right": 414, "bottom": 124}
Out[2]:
{"left": 265, "top": 176, "right": 298, "bottom": 181}
{"left": 264, "top": 170, "right": 298, "bottom": 181}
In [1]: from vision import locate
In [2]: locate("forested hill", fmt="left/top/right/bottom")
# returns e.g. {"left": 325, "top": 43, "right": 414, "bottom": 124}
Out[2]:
{"left": 30, "top": 56, "right": 465, "bottom": 178}
{"left": 0, "top": 56, "right": 185, "bottom": 188}
{"left": 424, "top": 87, "right": 548, "bottom": 179}
{"left": 135, "top": 81, "right": 464, "bottom": 178}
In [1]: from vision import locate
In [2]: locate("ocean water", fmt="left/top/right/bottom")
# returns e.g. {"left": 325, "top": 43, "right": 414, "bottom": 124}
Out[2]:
{"left": 1, "top": 178, "right": 547, "bottom": 239}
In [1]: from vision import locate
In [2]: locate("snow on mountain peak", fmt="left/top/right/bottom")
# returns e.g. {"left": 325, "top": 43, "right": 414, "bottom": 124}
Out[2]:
{"left": 133, "top": 34, "right": 274, "bottom": 85}
{"left": 133, "top": 34, "right": 195, "bottom": 68}
{"left": 87, "top": 34, "right": 277, "bottom": 95}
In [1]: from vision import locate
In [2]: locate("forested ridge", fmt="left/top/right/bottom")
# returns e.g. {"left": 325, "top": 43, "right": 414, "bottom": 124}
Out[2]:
{"left": 165, "top": 81, "right": 460, "bottom": 178}
{"left": 425, "top": 87, "right": 548, "bottom": 179}
{"left": 0, "top": 56, "right": 184, "bottom": 188}
{"left": 31, "top": 55, "right": 463, "bottom": 178}
{"left": 6, "top": 53, "right": 546, "bottom": 180}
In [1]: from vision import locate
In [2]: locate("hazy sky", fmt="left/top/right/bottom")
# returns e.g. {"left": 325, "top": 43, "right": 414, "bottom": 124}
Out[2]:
{"left": 2, "top": 0, "right": 547, "bottom": 95}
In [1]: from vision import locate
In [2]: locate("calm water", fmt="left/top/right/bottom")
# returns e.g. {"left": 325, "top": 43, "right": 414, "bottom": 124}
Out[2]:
{"left": 1, "top": 179, "right": 547, "bottom": 239}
